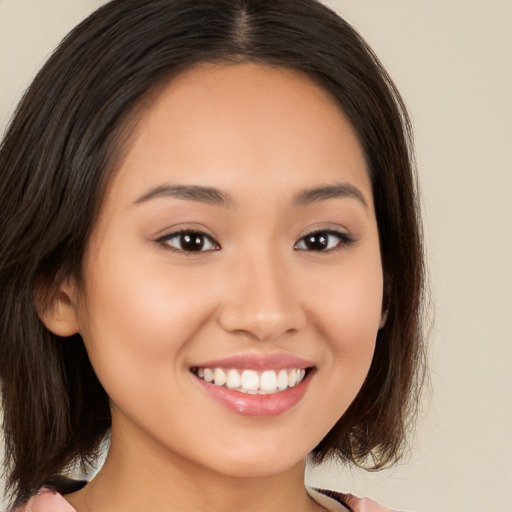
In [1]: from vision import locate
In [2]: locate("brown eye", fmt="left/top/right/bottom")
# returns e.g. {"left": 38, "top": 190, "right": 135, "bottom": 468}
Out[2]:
{"left": 294, "top": 230, "right": 356, "bottom": 252}
{"left": 158, "top": 231, "right": 219, "bottom": 252}
{"left": 302, "top": 233, "right": 330, "bottom": 250}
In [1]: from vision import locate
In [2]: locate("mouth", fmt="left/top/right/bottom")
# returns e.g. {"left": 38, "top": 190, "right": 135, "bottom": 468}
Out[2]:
{"left": 190, "top": 354, "right": 315, "bottom": 417}
{"left": 190, "top": 367, "right": 309, "bottom": 395}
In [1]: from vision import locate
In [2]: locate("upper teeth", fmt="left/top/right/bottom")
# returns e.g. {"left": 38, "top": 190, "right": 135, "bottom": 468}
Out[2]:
{"left": 194, "top": 367, "right": 307, "bottom": 394}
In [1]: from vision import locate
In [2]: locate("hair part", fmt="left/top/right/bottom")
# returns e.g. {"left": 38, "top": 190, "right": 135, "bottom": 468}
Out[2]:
{"left": 0, "top": 0, "right": 427, "bottom": 505}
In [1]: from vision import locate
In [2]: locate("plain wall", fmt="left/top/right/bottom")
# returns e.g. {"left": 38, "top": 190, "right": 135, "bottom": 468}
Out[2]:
{"left": 1, "top": 1, "right": 511, "bottom": 511}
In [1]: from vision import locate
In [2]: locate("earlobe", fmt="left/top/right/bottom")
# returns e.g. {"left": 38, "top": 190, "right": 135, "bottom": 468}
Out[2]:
{"left": 35, "top": 277, "right": 80, "bottom": 337}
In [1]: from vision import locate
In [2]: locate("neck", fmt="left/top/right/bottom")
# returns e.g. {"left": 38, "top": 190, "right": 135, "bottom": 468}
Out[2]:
{"left": 65, "top": 422, "right": 323, "bottom": 512}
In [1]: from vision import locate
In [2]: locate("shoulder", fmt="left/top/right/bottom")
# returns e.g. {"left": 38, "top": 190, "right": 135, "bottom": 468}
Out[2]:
{"left": 310, "top": 488, "right": 397, "bottom": 512}
{"left": 10, "top": 488, "right": 77, "bottom": 512}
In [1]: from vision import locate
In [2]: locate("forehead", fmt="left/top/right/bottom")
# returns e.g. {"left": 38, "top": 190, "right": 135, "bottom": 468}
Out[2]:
{"left": 106, "top": 62, "right": 371, "bottom": 209}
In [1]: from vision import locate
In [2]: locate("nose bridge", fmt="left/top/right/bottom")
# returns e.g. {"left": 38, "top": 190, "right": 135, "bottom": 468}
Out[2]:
{"left": 218, "top": 242, "right": 304, "bottom": 341}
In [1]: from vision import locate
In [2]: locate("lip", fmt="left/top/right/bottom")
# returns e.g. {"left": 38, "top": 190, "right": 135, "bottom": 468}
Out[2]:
{"left": 190, "top": 352, "right": 316, "bottom": 417}
{"left": 191, "top": 352, "right": 315, "bottom": 371}
{"left": 193, "top": 369, "right": 314, "bottom": 417}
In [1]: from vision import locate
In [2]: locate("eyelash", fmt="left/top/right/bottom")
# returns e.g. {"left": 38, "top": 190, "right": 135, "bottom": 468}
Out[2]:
{"left": 156, "top": 229, "right": 356, "bottom": 254}
{"left": 293, "top": 230, "right": 357, "bottom": 252}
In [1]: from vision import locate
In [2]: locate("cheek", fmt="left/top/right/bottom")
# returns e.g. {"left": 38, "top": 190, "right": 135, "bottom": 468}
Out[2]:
{"left": 75, "top": 254, "right": 215, "bottom": 405}
{"left": 308, "top": 247, "right": 384, "bottom": 343}
{"left": 306, "top": 249, "right": 383, "bottom": 398}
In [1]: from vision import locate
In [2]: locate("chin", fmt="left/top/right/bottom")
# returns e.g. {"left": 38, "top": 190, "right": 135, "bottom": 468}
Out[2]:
{"left": 198, "top": 441, "right": 310, "bottom": 479}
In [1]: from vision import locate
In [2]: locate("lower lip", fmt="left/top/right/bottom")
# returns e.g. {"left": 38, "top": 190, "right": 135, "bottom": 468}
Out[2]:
{"left": 193, "top": 371, "right": 313, "bottom": 417}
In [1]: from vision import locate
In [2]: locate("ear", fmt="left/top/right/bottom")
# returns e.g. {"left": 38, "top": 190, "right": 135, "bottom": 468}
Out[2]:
{"left": 379, "top": 308, "right": 388, "bottom": 329}
{"left": 35, "top": 276, "right": 80, "bottom": 337}
{"left": 379, "top": 272, "right": 391, "bottom": 329}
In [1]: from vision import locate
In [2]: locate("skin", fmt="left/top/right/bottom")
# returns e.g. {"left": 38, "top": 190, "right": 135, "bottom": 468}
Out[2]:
{"left": 42, "top": 63, "right": 385, "bottom": 512}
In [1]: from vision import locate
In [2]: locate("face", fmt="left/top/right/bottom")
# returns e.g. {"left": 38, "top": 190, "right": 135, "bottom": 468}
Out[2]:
{"left": 69, "top": 63, "right": 384, "bottom": 478}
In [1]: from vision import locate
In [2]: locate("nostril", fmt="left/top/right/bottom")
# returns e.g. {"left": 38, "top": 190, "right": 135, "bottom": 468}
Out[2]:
{"left": 217, "top": 309, "right": 305, "bottom": 342}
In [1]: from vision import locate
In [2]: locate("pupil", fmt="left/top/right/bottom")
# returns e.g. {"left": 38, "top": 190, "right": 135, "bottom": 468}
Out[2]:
{"left": 182, "top": 233, "right": 204, "bottom": 251}
{"left": 306, "top": 233, "right": 328, "bottom": 250}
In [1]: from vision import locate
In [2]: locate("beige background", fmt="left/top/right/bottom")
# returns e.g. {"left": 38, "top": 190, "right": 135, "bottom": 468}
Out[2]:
{"left": 1, "top": 1, "right": 511, "bottom": 511}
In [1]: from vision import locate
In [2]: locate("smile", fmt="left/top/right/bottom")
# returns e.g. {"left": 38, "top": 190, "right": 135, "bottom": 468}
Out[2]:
{"left": 192, "top": 367, "right": 307, "bottom": 395}
{"left": 190, "top": 353, "right": 315, "bottom": 416}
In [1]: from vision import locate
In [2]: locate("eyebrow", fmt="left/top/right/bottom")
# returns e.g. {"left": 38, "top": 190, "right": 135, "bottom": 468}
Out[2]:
{"left": 133, "top": 182, "right": 368, "bottom": 210}
{"left": 134, "top": 184, "right": 234, "bottom": 208}
{"left": 293, "top": 183, "right": 369, "bottom": 210}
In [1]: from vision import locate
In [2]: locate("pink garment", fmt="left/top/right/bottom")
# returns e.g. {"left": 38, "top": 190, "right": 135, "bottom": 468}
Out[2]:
{"left": 11, "top": 488, "right": 75, "bottom": 512}
{"left": 342, "top": 492, "right": 395, "bottom": 512}
{"left": 12, "top": 486, "right": 395, "bottom": 512}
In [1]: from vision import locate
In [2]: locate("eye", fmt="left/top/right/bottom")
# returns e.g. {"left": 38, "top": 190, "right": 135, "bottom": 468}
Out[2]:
{"left": 294, "top": 230, "right": 356, "bottom": 252}
{"left": 156, "top": 230, "right": 220, "bottom": 253}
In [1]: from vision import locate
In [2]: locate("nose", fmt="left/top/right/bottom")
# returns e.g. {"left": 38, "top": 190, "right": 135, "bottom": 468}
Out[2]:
{"left": 218, "top": 250, "right": 306, "bottom": 342}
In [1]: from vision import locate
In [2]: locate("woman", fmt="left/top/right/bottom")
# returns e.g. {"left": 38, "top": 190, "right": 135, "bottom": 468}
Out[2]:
{"left": 0, "top": 1, "right": 426, "bottom": 510}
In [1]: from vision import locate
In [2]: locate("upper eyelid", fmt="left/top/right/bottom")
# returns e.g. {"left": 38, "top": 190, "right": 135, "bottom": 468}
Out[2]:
{"left": 297, "top": 227, "right": 355, "bottom": 240}
{"left": 157, "top": 230, "right": 208, "bottom": 240}
{"left": 154, "top": 226, "right": 218, "bottom": 242}
{"left": 296, "top": 220, "right": 352, "bottom": 236}
{"left": 301, "top": 227, "right": 346, "bottom": 235}
{"left": 158, "top": 229, "right": 216, "bottom": 239}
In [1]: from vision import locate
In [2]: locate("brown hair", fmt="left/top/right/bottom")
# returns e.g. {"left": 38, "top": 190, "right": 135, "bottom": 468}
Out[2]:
{"left": 0, "top": 0, "right": 427, "bottom": 505}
